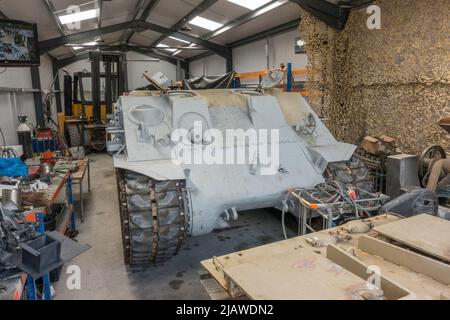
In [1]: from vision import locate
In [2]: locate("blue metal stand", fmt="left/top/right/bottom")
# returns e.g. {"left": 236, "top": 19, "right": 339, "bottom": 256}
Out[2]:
{"left": 26, "top": 276, "right": 37, "bottom": 300}
{"left": 25, "top": 175, "right": 76, "bottom": 300}
{"left": 26, "top": 213, "right": 52, "bottom": 300}
{"left": 67, "top": 175, "right": 76, "bottom": 231}
{"left": 286, "top": 63, "right": 293, "bottom": 92}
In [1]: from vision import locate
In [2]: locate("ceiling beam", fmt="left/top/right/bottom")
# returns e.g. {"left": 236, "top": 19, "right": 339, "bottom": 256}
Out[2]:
{"left": 187, "top": 18, "right": 300, "bottom": 63}
{"left": 149, "top": 0, "right": 219, "bottom": 48}
{"left": 289, "top": 0, "right": 372, "bottom": 31}
{"left": 0, "top": 10, "right": 9, "bottom": 19}
{"left": 228, "top": 18, "right": 300, "bottom": 48}
{"left": 139, "top": 0, "right": 161, "bottom": 21}
{"left": 129, "top": 47, "right": 179, "bottom": 65}
{"left": 39, "top": 21, "right": 137, "bottom": 54}
{"left": 125, "top": 0, "right": 160, "bottom": 44}
{"left": 202, "top": 0, "right": 289, "bottom": 40}
{"left": 130, "top": 47, "right": 190, "bottom": 73}
{"left": 138, "top": 21, "right": 231, "bottom": 58}
{"left": 54, "top": 45, "right": 186, "bottom": 69}
{"left": 41, "top": 0, "right": 65, "bottom": 36}
{"left": 154, "top": 0, "right": 292, "bottom": 62}
{"left": 98, "top": 46, "right": 180, "bottom": 65}
{"left": 39, "top": 19, "right": 230, "bottom": 57}
{"left": 66, "top": 44, "right": 205, "bottom": 50}
{"left": 97, "top": 0, "right": 103, "bottom": 28}
{"left": 131, "top": 0, "right": 146, "bottom": 20}
{"left": 120, "top": 0, "right": 145, "bottom": 44}
{"left": 54, "top": 53, "right": 90, "bottom": 69}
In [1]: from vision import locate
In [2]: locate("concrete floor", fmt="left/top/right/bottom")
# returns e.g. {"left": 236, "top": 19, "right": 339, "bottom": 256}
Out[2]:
{"left": 55, "top": 153, "right": 292, "bottom": 300}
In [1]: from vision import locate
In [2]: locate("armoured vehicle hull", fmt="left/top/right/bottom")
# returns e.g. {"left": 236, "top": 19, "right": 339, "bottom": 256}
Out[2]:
{"left": 108, "top": 89, "right": 356, "bottom": 266}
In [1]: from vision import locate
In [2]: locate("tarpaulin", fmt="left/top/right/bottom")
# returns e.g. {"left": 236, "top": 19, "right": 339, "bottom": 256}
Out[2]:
{"left": 184, "top": 72, "right": 235, "bottom": 90}
{"left": 0, "top": 158, "right": 28, "bottom": 177}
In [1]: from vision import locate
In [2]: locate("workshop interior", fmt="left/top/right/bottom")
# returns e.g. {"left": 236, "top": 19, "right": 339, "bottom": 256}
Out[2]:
{"left": 0, "top": 0, "right": 449, "bottom": 301}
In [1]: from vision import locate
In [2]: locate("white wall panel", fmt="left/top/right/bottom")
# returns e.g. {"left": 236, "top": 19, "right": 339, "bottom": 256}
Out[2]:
{"left": 233, "top": 30, "right": 308, "bottom": 85}
{"left": 189, "top": 30, "right": 308, "bottom": 85}
{"left": 189, "top": 59, "right": 204, "bottom": 78}
{"left": 58, "top": 52, "right": 181, "bottom": 92}
{"left": 188, "top": 55, "right": 226, "bottom": 78}
{"left": 126, "top": 51, "right": 179, "bottom": 89}
{"left": 0, "top": 55, "right": 54, "bottom": 145}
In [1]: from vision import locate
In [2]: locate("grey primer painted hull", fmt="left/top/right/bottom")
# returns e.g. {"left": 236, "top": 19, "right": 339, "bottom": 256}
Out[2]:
{"left": 109, "top": 90, "right": 355, "bottom": 236}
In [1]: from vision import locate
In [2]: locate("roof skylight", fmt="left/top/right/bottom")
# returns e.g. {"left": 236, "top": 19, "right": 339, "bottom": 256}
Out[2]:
{"left": 189, "top": 16, "right": 223, "bottom": 31}
{"left": 59, "top": 9, "right": 99, "bottom": 24}
{"left": 226, "top": 0, "right": 272, "bottom": 10}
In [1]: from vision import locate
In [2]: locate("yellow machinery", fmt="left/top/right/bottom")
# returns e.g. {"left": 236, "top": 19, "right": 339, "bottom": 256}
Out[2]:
{"left": 58, "top": 71, "right": 109, "bottom": 151}
{"left": 60, "top": 51, "right": 127, "bottom": 152}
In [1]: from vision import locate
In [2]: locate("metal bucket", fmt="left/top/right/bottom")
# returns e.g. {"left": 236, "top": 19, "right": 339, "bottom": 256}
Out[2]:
{"left": 2, "top": 188, "right": 22, "bottom": 207}
{"left": 40, "top": 163, "right": 54, "bottom": 174}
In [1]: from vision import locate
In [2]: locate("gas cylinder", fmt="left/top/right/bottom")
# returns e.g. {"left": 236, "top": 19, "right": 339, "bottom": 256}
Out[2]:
{"left": 17, "top": 116, "right": 33, "bottom": 160}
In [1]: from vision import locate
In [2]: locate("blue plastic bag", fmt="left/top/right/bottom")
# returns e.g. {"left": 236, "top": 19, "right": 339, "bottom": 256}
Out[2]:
{"left": 0, "top": 158, "right": 29, "bottom": 177}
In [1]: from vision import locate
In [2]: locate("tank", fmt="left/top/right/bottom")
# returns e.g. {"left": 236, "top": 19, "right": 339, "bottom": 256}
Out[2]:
{"left": 107, "top": 89, "right": 357, "bottom": 266}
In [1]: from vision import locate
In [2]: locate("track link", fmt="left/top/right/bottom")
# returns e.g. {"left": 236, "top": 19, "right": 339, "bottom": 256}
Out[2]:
{"left": 116, "top": 169, "right": 187, "bottom": 267}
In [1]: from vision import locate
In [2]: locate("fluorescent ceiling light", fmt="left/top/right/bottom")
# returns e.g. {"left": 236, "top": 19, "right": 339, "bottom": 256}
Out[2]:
{"left": 169, "top": 36, "right": 190, "bottom": 44}
{"left": 59, "top": 9, "right": 99, "bottom": 24}
{"left": 157, "top": 43, "right": 177, "bottom": 52}
{"left": 189, "top": 16, "right": 223, "bottom": 31}
{"left": 227, "top": 0, "right": 271, "bottom": 10}
{"left": 72, "top": 41, "right": 98, "bottom": 50}
{"left": 210, "top": 1, "right": 288, "bottom": 37}
{"left": 172, "top": 43, "right": 196, "bottom": 56}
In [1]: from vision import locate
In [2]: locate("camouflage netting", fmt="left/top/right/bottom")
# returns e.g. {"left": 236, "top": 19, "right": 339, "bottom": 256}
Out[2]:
{"left": 299, "top": 0, "right": 450, "bottom": 154}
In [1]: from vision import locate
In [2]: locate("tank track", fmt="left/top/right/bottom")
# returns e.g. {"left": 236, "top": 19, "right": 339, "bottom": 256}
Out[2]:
{"left": 115, "top": 169, "right": 187, "bottom": 267}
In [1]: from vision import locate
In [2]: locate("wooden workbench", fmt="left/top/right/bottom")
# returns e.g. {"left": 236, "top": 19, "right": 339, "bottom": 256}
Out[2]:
{"left": 0, "top": 158, "right": 89, "bottom": 300}
{"left": 70, "top": 158, "right": 89, "bottom": 181}
{"left": 0, "top": 175, "right": 69, "bottom": 300}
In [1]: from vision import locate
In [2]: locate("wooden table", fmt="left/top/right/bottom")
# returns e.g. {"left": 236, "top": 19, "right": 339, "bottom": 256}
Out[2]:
{"left": 70, "top": 158, "right": 90, "bottom": 222}
{"left": 0, "top": 172, "right": 71, "bottom": 300}
{"left": 0, "top": 160, "right": 89, "bottom": 300}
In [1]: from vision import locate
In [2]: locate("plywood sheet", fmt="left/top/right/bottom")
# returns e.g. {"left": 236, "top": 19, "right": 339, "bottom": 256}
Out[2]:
{"left": 201, "top": 214, "right": 450, "bottom": 300}
{"left": 326, "top": 245, "right": 411, "bottom": 300}
{"left": 201, "top": 214, "right": 399, "bottom": 290}
{"left": 374, "top": 214, "right": 450, "bottom": 263}
{"left": 223, "top": 249, "right": 368, "bottom": 300}
{"left": 359, "top": 235, "right": 450, "bottom": 286}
